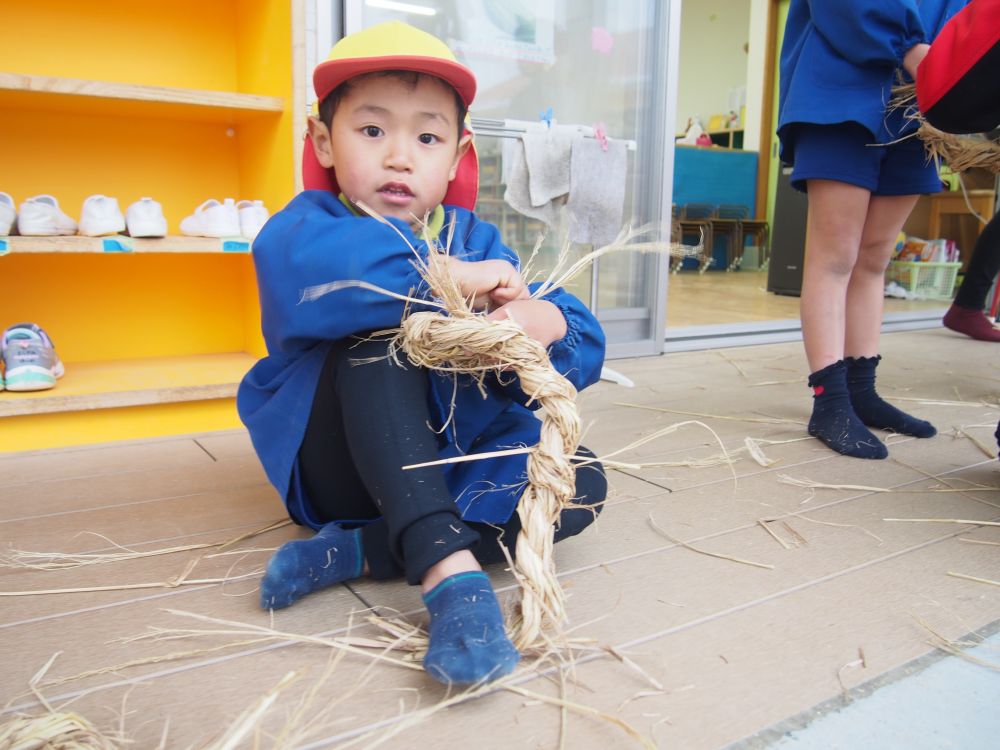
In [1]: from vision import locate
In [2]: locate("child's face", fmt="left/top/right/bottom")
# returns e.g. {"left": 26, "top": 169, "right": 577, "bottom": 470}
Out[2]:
{"left": 311, "top": 75, "right": 471, "bottom": 230}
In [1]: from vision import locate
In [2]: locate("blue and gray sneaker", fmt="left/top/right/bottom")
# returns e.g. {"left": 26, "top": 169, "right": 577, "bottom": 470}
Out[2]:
{"left": 1, "top": 323, "right": 65, "bottom": 392}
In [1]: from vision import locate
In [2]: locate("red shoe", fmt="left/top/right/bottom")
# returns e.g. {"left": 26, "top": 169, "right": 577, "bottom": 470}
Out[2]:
{"left": 943, "top": 304, "right": 1000, "bottom": 342}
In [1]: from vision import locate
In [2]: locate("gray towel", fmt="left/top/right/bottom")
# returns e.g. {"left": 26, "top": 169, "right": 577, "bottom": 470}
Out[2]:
{"left": 502, "top": 137, "right": 563, "bottom": 229}
{"left": 523, "top": 130, "right": 573, "bottom": 207}
{"left": 567, "top": 137, "right": 628, "bottom": 247}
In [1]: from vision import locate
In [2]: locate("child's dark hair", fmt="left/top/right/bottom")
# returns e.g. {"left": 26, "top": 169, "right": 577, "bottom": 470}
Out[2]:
{"left": 319, "top": 71, "right": 467, "bottom": 140}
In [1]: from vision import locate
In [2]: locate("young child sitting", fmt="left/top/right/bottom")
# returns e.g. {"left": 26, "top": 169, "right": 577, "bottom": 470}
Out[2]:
{"left": 237, "top": 21, "right": 608, "bottom": 685}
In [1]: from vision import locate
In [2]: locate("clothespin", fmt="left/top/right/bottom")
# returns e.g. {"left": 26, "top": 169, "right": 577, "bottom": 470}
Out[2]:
{"left": 539, "top": 107, "right": 554, "bottom": 129}
{"left": 593, "top": 122, "right": 609, "bottom": 152}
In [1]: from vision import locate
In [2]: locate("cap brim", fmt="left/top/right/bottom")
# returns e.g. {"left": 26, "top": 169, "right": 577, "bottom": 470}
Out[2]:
{"left": 314, "top": 54, "right": 476, "bottom": 107}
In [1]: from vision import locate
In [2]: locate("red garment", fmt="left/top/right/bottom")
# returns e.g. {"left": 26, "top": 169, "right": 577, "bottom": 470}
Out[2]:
{"left": 917, "top": 0, "right": 1000, "bottom": 133}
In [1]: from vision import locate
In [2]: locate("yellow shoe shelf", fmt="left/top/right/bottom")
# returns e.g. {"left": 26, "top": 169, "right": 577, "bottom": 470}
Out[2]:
{"left": 1, "top": 235, "right": 253, "bottom": 254}
{"left": 1, "top": 0, "right": 300, "bottom": 452}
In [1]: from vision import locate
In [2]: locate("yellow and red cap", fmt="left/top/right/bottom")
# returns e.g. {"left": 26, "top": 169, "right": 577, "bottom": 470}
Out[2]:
{"left": 303, "top": 21, "right": 479, "bottom": 210}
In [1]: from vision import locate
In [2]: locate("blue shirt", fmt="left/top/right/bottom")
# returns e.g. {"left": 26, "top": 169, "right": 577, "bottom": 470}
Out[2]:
{"left": 778, "top": 0, "right": 967, "bottom": 161}
{"left": 237, "top": 190, "right": 606, "bottom": 527}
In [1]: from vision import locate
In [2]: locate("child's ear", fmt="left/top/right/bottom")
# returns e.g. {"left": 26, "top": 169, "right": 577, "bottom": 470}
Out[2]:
{"left": 448, "top": 132, "right": 473, "bottom": 181}
{"left": 307, "top": 116, "right": 335, "bottom": 169}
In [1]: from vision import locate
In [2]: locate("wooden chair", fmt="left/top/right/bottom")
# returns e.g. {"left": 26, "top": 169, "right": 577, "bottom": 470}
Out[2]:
{"left": 678, "top": 203, "right": 717, "bottom": 273}
{"left": 740, "top": 216, "right": 770, "bottom": 270}
{"left": 712, "top": 204, "right": 749, "bottom": 270}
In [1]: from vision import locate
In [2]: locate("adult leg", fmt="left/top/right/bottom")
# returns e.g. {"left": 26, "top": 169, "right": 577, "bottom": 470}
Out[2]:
{"left": 844, "top": 195, "right": 936, "bottom": 438}
{"left": 800, "top": 180, "right": 887, "bottom": 458}
{"left": 944, "top": 212, "right": 1000, "bottom": 341}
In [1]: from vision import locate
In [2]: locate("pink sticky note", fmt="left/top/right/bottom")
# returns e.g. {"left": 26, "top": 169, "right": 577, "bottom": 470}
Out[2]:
{"left": 591, "top": 26, "right": 614, "bottom": 55}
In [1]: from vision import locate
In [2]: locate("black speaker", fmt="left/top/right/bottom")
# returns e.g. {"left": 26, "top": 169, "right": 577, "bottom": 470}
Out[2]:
{"left": 767, "top": 165, "right": 809, "bottom": 296}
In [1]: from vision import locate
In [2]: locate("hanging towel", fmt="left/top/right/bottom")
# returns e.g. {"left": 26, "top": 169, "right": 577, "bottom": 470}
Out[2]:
{"left": 502, "top": 136, "right": 562, "bottom": 229}
{"left": 523, "top": 129, "right": 574, "bottom": 208}
{"left": 567, "top": 137, "right": 628, "bottom": 248}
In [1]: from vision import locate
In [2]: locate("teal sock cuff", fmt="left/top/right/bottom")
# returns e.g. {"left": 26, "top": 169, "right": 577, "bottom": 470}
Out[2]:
{"left": 422, "top": 571, "right": 489, "bottom": 606}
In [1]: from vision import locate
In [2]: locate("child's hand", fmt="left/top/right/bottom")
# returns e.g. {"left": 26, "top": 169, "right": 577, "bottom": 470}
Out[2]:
{"left": 441, "top": 257, "right": 529, "bottom": 311}
{"left": 487, "top": 299, "right": 567, "bottom": 348}
{"left": 903, "top": 43, "right": 930, "bottom": 80}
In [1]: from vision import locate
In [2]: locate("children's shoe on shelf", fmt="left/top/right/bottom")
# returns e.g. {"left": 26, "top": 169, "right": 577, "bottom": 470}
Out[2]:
{"left": 0, "top": 192, "right": 16, "bottom": 236}
{"left": 78, "top": 195, "right": 126, "bottom": 237}
{"left": 17, "top": 195, "right": 78, "bottom": 236}
{"left": 125, "top": 197, "right": 168, "bottom": 238}
{"left": 180, "top": 198, "right": 240, "bottom": 238}
{"left": 1, "top": 323, "right": 65, "bottom": 392}
{"left": 237, "top": 199, "right": 269, "bottom": 240}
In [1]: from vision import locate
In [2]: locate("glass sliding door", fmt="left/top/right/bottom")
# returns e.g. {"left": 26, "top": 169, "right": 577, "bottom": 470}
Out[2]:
{"left": 324, "top": 0, "right": 679, "bottom": 357}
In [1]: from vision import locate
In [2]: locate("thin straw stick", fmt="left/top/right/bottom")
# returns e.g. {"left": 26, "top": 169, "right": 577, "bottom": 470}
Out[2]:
{"left": 615, "top": 402, "right": 806, "bottom": 426}
{"left": 757, "top": 520, "right": 792, "bottom": 550}
{"left": 883, "top": 518, "right": 1000, "bottom": 527}
{"left": 0, "top": 569, "right": 261, "bottom": 597}
{"left": 647, "top": 514, "right": 774, "bottom": 570}
{"left": 947, "top": 572, "right": 1000, "bottom": 588}
{"left": 959, "top": 427, "right": 999, "bottom": 459}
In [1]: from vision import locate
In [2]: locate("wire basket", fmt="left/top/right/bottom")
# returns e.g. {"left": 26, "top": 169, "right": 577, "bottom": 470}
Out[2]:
{"left": 886, "top": 261, "right": 961, "bottom": 300}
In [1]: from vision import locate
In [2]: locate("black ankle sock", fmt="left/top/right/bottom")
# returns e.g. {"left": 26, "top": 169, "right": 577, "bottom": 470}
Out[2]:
{"left": 845, "top": 356, "right": 936, "bottom": 438}
{"left": 807, "top": 360, "right": 887, "bottom": 459}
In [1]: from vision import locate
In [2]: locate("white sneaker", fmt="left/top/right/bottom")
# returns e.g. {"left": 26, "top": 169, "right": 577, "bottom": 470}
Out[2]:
{"left": 17, "top": 195, "right": 78, "bottom": 236}
{"left": 126, "top": 197, "right": 168, "bottom": 238}
{"left": 237, "top": 199, "right": 269, "bottom": 240}
{"left": 0, "top": 193, "right": 15, "bottom": 236}
{"left": 180, "top": 198, "right": 240, "bottom": 238}
{"left": 79, "top": 195, "right": 126, "bottom": 236}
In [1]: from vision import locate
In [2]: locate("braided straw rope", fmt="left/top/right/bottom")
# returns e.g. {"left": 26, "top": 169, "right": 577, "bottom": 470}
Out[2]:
{"left": 394, "top": 247, "right": 581, "bottom": 649}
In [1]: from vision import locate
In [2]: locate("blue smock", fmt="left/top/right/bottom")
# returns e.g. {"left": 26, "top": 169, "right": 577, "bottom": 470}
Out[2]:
{"left": 778, "top": 0, "right": 968, "bottom": 161}
{"left": 237, "top": 190, "right": 606, "bottom": 527}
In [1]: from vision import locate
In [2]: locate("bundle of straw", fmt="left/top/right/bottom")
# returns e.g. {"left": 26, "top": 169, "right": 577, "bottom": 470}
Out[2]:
{"left": 0, "top": 712, "right": 121, "bottom": 750}
{"left": 890, "top": 83, "right": 1000, "bottom": 174}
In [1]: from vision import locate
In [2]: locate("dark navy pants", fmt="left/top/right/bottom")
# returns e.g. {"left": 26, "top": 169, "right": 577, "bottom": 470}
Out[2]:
{"left": 298, "top": 337, "right": 606, "bottom": 585}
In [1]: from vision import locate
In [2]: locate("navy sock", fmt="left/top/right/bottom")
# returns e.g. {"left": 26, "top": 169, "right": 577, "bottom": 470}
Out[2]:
{"left": 259, "top": 523, "right": 363, "bottom": 610}
{"left": 846, "top": 356, "right": 936, "bottom": 438}
{"left": 807, "top": 360, "right": 888, "bottom": 459}
{"left": 422, "top": 571, "right": 520, "bottom": 685}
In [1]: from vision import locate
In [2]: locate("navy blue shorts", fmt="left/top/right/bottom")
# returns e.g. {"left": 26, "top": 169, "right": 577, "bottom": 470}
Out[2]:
{"left": 789, "top": 122, "right": 942, "bottom": 196}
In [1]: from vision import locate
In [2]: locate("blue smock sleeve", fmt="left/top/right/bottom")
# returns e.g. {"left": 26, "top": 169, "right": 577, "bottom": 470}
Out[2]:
{"left": 494, "top": 282, "right": 606, "bottom": 408}
{"left": 253, "top": 192, "right": 436, "bottom": 354}
{"left": 806, "top": 0, "right": 927, "bottom": 67}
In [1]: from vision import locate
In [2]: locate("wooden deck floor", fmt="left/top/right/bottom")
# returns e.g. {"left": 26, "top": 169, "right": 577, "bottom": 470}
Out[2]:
{"left": 1, "top": 328, "right": 998, "bottom": 749}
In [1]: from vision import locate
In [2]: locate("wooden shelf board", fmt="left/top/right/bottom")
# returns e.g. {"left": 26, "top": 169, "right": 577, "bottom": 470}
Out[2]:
{"left": 0, "top": 235, "right": 252, "bottom": 254}
{"left": 0, "top": 72, "right": 284, "bottom": 123}
{"left": 0, "top": 352, "right": 256, "bottom": 417}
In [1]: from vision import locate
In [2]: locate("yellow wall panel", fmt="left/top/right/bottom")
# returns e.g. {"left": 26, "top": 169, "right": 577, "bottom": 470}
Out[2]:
{"left": 2, "top": 0, "right": 241, "bottom": 91}
{"left": 0, "top": 400, "right": 243, "bottom": 453}
{"left": 0, "top": 255, "right": 249, "bottom": 363}
{"left": 1, "top": 109, "right": 243, "bottom": 231}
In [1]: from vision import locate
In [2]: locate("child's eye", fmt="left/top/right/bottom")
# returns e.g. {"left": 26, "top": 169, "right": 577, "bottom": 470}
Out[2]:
{"left": 362, "top": 125, "right": 383, "bottom": 138}
{"left": 418, "top": 133, "right": 439, "bottom": 145}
